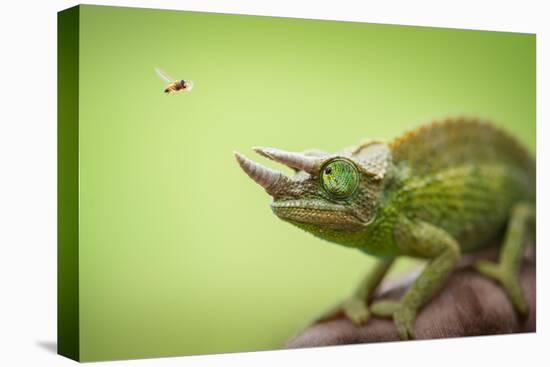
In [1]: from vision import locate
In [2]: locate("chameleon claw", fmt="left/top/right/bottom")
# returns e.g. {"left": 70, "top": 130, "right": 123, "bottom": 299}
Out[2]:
{"left": 473, "top": 260, "right": 502, "bottom": 280}
{"left": 315, "top": 298, "right": 370, "bottom": 326}
{"left": 342, "top": 298, "right": 371, "bottom": 325}
{"left": 474, "top": 260, "right": 529, "bottom": 316}
{"left": 371, "top": 299, "right": 417, "bottom": 340}
{"left": 370, "top": 299, "right": 400, "bottom": 317}
{"left": 316, "top": 298, "right": 371, "bottom": 325}
{"left": 394, "top": 305, "right": 416, "bottom": 340}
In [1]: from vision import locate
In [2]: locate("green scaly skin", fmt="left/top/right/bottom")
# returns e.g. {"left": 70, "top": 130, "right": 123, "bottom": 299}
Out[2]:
{"left": 234, "top": 117, "right": 535, "bottom": 340}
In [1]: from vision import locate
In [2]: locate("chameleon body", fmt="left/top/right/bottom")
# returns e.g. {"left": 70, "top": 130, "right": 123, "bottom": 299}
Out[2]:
{"left": 234, "top": 117, "right": 535, "bottom": 340}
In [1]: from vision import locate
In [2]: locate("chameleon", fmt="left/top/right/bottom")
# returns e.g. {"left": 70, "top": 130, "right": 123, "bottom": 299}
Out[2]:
{"left": 233, "top": 117, "right": 535, "bottom": 340}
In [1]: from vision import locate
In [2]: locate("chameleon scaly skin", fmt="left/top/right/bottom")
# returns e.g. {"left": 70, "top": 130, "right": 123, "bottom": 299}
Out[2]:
{"left": 234, "top": 117, "right": 535, "bottom": 340}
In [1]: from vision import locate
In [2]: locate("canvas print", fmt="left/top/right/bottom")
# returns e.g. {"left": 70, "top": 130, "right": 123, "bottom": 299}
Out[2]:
{"left": 58, "top": 5, "right": 536, "bottom": 362}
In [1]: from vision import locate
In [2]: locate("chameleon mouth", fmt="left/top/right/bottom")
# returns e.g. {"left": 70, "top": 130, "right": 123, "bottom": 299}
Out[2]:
{"left": 271, "top": 200, "right": 366, "bottom": 230}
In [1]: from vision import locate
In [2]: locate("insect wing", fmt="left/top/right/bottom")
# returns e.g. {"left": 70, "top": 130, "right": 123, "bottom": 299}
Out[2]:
{"left": 155, "top": 67, "right": 174, "bottom": 83}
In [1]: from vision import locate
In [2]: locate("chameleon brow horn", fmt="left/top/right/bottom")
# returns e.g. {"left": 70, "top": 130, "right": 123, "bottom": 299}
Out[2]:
{"left": 234, "top": 151, "right": 287, "bottom": 191}
{"left": 253, "top": 147, "right": 322, "bottom": 173}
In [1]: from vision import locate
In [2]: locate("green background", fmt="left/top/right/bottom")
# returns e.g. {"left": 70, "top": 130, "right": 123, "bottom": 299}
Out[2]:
{"left": 76, "top": 5, "right": 535, "bottom": 361}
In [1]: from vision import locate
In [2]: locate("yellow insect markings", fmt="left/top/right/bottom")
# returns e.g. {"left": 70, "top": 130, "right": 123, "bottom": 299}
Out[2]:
{"left": 155, "top": 67, "right": 194, "bottom": 94}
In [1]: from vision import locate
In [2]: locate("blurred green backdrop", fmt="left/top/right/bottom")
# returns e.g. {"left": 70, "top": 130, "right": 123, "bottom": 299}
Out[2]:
{"left": 76, "top": 5, "right": 535, "bottom": 361}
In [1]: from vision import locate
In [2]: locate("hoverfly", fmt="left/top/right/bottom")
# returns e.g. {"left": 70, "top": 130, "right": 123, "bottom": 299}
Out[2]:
{"left": 155, "top": 67, "right": 194, "bottom": 94}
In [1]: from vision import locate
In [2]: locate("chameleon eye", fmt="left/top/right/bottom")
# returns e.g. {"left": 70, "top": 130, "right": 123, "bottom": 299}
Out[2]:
{"left": 321, "top": 159, "right": 359, "bottom": 198}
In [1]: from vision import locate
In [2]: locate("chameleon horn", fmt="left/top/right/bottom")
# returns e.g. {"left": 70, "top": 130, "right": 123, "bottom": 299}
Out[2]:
{"left": 253, "top": 147, "right": 321, "bottom": 173}
{"left": 234, "top": 151, "right": 283, "bottom": 190}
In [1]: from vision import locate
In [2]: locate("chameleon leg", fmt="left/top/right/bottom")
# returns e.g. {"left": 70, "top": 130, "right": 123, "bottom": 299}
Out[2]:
{"left": 474, "top": 202, "right": 535, "bottom": 315}
{"left": 371, "top": 217, "right": 461, "bottom": 340}
{"left": 318, "top": 258, "right": 393, "bottom": 324}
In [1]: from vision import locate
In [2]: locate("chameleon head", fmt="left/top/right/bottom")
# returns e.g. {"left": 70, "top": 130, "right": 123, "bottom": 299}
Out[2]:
{"left": 234, "top": 142, "right": 391, "bottom": 239}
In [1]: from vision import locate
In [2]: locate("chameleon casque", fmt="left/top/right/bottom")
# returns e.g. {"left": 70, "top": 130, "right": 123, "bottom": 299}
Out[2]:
{"left": 234, "top": 117, "right": 535, "bottom": 340}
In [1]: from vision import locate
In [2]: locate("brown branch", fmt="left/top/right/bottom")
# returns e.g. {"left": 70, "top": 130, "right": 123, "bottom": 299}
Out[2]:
{"left": 286, "top": 249, "right": 535, "bottom": 348}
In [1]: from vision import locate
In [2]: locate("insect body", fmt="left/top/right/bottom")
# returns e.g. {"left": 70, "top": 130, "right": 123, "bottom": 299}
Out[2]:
{"left": 155, "top": 67, "right": 194, "bottom": 94}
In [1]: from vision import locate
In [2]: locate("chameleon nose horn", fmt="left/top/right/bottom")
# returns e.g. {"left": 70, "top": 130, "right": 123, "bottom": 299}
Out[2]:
{"left": 253, "top": 147, "right": 321, "bottom": 173}
{"left": 234, "top": 151, "right": 284, "bottom": 191}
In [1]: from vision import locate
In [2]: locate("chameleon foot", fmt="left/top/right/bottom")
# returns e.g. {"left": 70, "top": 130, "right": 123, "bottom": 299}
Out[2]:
{"left": 341, "top": 297, "right": 371, "bottom": 324}
{"left": 474, "top": 202, "right": 534, "bottom": 317}
{"left": 474, "top": 260, "right": 528, "bottom": 316}
{"left": 371, "top": 299, "right": 416, "bottom": 340}
{"left": 317, "top": 297, "right": 371, "bottom": 325}
{"left": 316, "top": 260, "right": 393, "bottom": 325}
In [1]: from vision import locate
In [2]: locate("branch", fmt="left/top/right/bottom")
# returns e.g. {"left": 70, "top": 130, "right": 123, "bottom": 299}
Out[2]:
{"left": 286, "top": 248, "right": 535, "bottom": 348}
